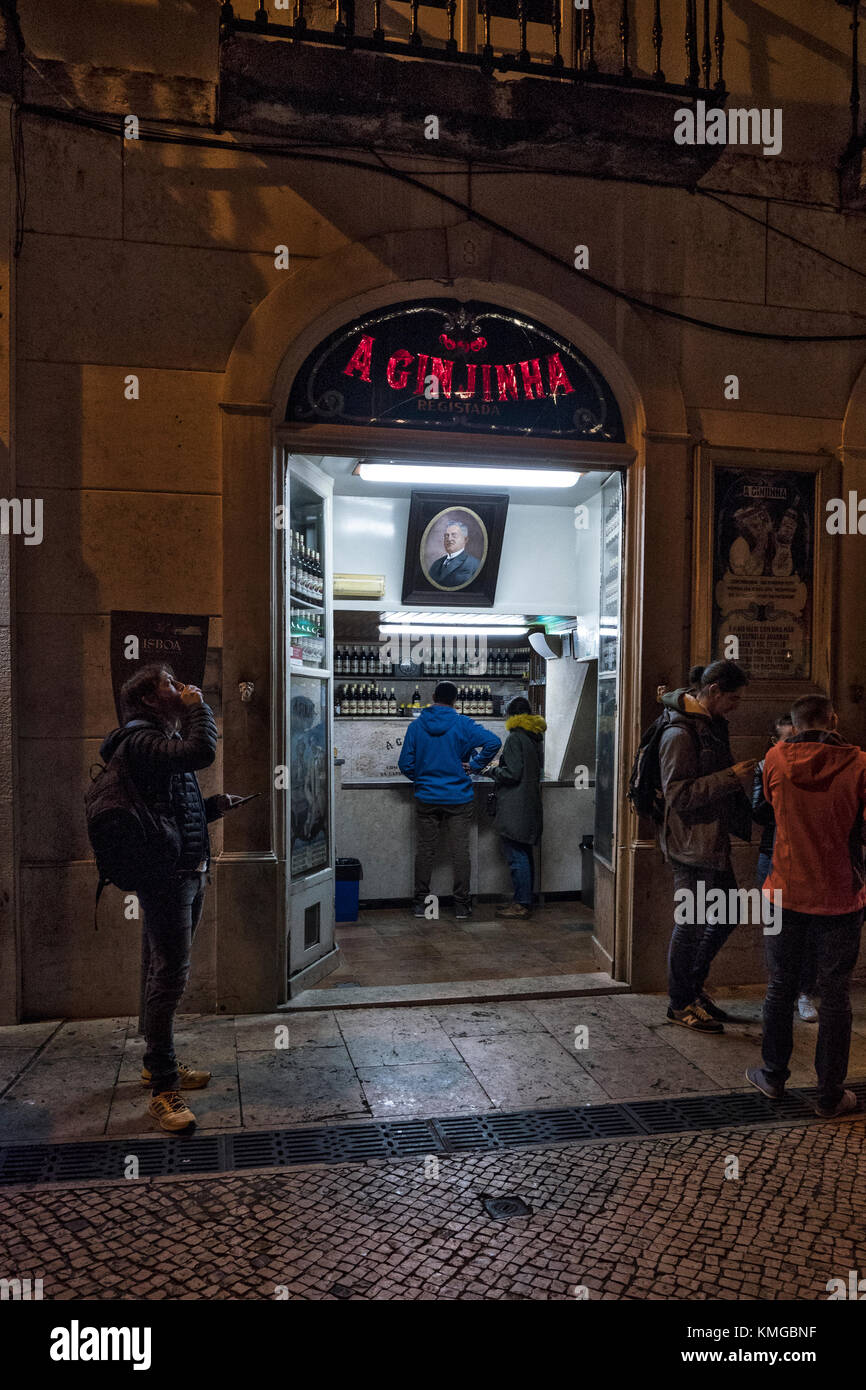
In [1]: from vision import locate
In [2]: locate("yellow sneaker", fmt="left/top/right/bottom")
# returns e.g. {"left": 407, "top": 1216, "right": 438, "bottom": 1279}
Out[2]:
{"left": 141, "top": 1062, "right": 211, "bottom": 1090}
{"left": 147, "top": 1091, "right": 196, "bottom": 1132}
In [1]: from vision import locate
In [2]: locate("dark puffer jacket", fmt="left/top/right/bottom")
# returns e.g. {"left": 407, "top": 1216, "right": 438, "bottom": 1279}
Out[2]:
{"left": 657, "top": 688, "right": 752, "bottom": 869}
{"left": 491, "top": 714, "right": 546, "bottom": 844}
{"left": 100, "top": 702, "right": 221, "bottom": 876}
{"left": 751, "top": 757, "right": 776, "bottom": 858}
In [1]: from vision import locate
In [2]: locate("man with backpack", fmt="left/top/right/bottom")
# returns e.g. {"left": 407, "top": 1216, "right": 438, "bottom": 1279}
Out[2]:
{"left": 746, "top": 694, "right": 866, "bottom": 1118}
{"left": 96, "top": 664, "right": 238, "bottom": 1132}
{"left": 647, "top": 661, "right": 755, "bottom": 1033}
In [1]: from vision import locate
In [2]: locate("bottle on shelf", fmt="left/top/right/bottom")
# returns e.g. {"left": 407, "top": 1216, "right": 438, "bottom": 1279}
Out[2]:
{"left": 411, "top": 685, "right": 421, "bottom": 715}
{"left": 364, "top": 685, "right": 373, "bottom": 716}
{"left": 334, "top": 685, "right": 343, "bottom": 716}
{"left": 388, "top": 687, "right": 397, "bottom": 715}
{"left": 484, "top": 685, "right": 493, "bottom": 715}
{"left": 314, "top": 550, "right": 323, "bottom": 602}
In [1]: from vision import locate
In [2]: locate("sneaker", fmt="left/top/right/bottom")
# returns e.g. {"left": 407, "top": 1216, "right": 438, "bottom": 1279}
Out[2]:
{"left": 497, "top": 902, "right": 531, "bottom": 919}
{"left": 745, "top": 1065, "right": 784, "bottom": 1101}
{"left": 412, "top": 901, "right": 427, "bottom": 919}
{"left": 454, "top": 903, "right": 473, "bottom": 921}
{"left": 141, "top": 1062, "right": 211, "bottom": 1090}
{"left": 147, "top": 1091, "right": 196, "bottom": 1132}
{"left": 815, "top": 1090, "right": 859, "bottom": 1119}
{"left": 666, "top": 1003, "right": 723, "bottom": 1034}
{"left": 797, "top": 994, "right": 819, "bottom": 1022}
{"left": 697, "top": 991, "right": 731, "bottom": 1023}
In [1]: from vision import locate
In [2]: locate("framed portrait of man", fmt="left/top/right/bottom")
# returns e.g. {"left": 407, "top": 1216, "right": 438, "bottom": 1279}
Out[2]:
{"left": 401, "top": 491, "right": 509, "bottom": 606}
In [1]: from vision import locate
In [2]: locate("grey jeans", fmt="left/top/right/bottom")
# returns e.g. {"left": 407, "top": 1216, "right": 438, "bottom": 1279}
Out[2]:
{"left": 138, "top": 872, "right": 206, "bottom": 1094}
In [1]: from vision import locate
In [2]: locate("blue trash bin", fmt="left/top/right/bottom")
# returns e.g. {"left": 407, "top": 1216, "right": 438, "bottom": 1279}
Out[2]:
{"left": 335, "top": 857, "right": 363, "bottom": 923}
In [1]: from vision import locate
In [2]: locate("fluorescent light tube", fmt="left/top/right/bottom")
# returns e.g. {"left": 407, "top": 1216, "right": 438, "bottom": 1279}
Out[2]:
{"left": 358, "top": 463, "right": 581, "bottom": 488}
{"left": 379, "top": 625, "right": 528, "bottom": 637}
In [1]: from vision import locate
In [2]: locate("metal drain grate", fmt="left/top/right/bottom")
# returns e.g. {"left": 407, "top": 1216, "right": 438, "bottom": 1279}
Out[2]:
{"left": 0, "top": 1085, "right": 859, "bottom": 1187}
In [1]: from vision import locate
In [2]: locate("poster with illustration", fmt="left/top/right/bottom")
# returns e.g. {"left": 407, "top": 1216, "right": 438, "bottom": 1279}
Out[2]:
{"left": 712, "top": 468, "right": 814, "bottom": 680}
{"left": 290, "top": 677, "right": 329, "bottom": 878}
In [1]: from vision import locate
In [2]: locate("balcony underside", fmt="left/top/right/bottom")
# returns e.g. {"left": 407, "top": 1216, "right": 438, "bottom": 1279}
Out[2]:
{"left": 219, "top": 36, "right": 727, "bottom": 186}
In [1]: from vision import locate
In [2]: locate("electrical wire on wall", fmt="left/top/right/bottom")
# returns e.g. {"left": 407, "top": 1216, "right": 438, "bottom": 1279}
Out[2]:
{"left": 16, "top": 99, "right": 866, "bottom": 342}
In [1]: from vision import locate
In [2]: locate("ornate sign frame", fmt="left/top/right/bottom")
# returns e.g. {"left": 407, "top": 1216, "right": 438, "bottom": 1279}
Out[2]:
{"left": 692, "top": 445, "right": 836, "bottom": 694}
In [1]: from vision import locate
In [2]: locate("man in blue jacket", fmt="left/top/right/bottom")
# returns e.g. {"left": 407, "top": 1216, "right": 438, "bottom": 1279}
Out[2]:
{"left": 398, "top": 681, "right": 501, "bottom": 919}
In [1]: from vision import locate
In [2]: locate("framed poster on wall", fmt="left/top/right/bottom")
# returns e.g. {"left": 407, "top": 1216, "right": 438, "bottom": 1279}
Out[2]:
{"left": 693, "top": 447, "right": 835, "bottom": 691}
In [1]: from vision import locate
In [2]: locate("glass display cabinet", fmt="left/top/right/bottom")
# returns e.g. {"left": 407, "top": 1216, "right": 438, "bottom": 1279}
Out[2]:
{"left": 283, "top": 455, "right": 336, "bottom": 996}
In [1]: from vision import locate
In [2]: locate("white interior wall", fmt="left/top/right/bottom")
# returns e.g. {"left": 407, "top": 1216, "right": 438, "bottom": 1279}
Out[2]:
{"left": 332, "top": 493, "right": 600, "bottom": 615}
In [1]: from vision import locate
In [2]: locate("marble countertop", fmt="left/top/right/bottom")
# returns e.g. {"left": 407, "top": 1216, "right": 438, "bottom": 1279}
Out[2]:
{"left": 339, "top": 777, "right": 586, "bottom": 789}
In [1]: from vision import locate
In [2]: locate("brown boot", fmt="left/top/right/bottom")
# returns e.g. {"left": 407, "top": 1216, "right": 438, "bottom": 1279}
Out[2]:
{"left": 497, "top": 902, "right": 531, "bottom": 919}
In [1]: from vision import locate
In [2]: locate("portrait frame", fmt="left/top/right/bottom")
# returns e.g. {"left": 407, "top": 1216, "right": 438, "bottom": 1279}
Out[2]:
{"left": 692, "top": 445, "right": 837, "bottom": 694}
{"left": 401, "top": 490, "right": 509, "bottom": 605}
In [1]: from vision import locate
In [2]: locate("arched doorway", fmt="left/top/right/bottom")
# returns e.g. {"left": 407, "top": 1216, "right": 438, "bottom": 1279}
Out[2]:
{"left": 217, "top": 237, "right": 688, "bottom": 1012}
{"left": 276, "top": 293, "right": 633, "bottom": 998}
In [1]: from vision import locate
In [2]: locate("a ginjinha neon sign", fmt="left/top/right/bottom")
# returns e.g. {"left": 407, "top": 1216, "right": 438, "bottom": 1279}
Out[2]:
{"left": 341, "top": 333, "right": 577, "bottom": 404}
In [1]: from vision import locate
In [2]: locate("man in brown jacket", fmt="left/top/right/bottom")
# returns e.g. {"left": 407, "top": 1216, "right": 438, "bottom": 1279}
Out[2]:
{"left": 658, "top": 661, "right": 756, "bottom": 1033}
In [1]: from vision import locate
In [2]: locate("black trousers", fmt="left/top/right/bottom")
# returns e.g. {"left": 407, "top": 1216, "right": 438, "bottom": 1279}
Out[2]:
{"left": 762, "top": 906, "right": 863, "bottom": 1108}
{"left": 413, "top": 800, "right": 474, "bottom": 909}
{"left": 668, "top": 860, "right": 740, "bottom": 1010}
{"left": 138, "top": 872, "right": 206, "bottom": 1095}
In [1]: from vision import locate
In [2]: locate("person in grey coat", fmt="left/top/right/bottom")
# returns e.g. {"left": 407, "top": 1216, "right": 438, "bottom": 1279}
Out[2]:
{"left": 490, "top": 697, "right": 547, "bottom": 919}
{"left": 658, "top": 661, "right": 755, "bottom": 1033}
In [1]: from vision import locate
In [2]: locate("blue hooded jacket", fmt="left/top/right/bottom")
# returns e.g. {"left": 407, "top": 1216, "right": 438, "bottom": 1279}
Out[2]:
{"left": 397, "top": 704, "right": 502, "bottom": 805}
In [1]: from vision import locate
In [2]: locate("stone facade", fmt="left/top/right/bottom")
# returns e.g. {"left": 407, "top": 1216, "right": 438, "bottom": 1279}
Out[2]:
{"left": 3, "top": 1, "right": 866, "bottom": 1019}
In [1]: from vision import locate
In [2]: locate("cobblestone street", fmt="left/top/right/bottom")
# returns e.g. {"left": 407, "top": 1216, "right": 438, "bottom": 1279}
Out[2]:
{"left": 3, "top": 1118, "right": 865, "bottom": 1301}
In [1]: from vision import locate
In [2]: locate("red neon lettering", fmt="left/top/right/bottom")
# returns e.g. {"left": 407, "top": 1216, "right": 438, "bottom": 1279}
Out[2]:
{"left": 454, "top": 364, "right": 477, "bottom": 400}
{"left": 519, "top": 358, "right": 546, "bottom": 399}
{"left": 429, "top": 357, "right": 454, "bottom": 399}
{"left": 342, "top": 335, "right": 375, "bottom": 382}
{"left": 547, "top": 352, "right": 575, "bottom": 397}
{"left": 414, "top": 353, "right": 430, "bottom": 396}
{"left": 386, "top": 349, "right": 414, "bottom": 391}
{"left": 481, "top": 364, "right": 493, "bottom": 402}
{"left": 495, "top": 363, "right": 520, "bottom": 402}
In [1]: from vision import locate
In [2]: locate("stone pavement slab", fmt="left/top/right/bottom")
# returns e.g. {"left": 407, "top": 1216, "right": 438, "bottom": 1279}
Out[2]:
{"left": 358, "top": 1059, "right": 493, "bottom": 1117}
{"left": 449, "top": 1031, "right": 608, "bottom": 1108}
{"left": 3, "top": 988, "right": 866, "bottom": 1144}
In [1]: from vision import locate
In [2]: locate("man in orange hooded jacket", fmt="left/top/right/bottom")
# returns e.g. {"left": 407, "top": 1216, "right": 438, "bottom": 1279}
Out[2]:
{"left": 746, "top": 693, "right": 866, "bottom": 1118}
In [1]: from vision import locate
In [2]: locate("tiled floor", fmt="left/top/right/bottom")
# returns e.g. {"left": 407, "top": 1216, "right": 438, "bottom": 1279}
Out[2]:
{"left": 4, "top": 986, "right": 866, "bottom": 1145}
{"left": 316, "top": 902, "right": 600, "bottom": 986}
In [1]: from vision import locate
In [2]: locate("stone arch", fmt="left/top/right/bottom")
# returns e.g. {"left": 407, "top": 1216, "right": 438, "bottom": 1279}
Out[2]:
{"left": 222, "top": 229, "right": 687, "bottom": 440}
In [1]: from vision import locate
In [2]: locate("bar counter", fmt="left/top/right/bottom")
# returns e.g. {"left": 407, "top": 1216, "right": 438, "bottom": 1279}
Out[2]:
{"left": 334, "top": 763, "right": 595, "bottom": 900}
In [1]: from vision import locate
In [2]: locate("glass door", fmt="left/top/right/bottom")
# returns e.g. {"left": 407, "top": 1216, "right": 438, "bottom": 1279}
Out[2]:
{"left": 594, "top": 472, "right": 623, "bottom": 868}
{"left": 285, "top": 455, "right": 336, "bottom": 995}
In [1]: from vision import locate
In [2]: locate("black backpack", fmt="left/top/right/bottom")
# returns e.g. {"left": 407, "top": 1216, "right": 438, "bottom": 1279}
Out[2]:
{"left": 84, "top": 723, "right": 182, "bottom": 926}
{"left": 627, "top": 712, "right": 698, "bottom": 823}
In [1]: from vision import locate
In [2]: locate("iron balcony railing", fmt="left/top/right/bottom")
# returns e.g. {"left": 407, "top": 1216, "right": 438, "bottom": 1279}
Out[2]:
{"left": 219, "top": 0, "right": 726, "bottom": 97}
